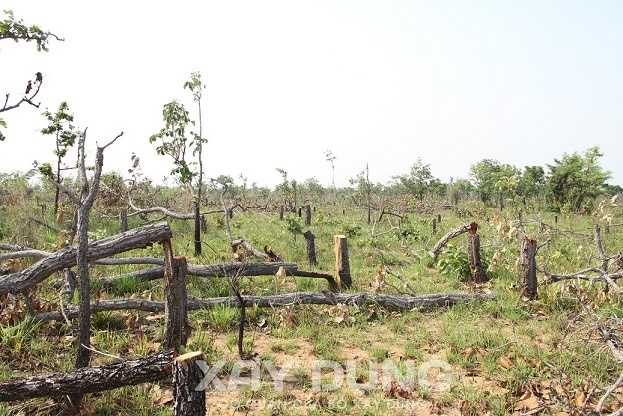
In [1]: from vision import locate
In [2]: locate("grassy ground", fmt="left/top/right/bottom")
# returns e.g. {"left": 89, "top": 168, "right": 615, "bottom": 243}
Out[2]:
{"left": 1, "top": 196, "right": 623, "bottom": 415}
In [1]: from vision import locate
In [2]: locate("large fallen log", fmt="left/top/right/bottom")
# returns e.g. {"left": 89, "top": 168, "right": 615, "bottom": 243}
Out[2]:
{"left": 0, "top": 349, "right": 173, "bottom": 402}
{"left": 95, "top": 262, "right": 338, "bottom": 289}
{"left": 33, "top": 291, "right": 496, "bottom": 322}
{"left": 0, "top": 222, "right": 173, "bottom": 295}
{"left": 96, "top": 261, "right": 300, "bottom": 287}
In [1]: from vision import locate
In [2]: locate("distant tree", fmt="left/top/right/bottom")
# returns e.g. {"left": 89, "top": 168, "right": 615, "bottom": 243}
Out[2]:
{"left": 0, "top": 10, "right": 62, "bottom": 141}
{"left": 325, "top": 150, "right": 337, "bottom": 196}
{"left": 149, "top": 73, "right": 207, "bottom": 255}
{"left": 38, "top": 102, "right": 79, "bottom": 215}
{"left": 546, "top": 146, "right": 611, "bottom": 212}
{"left": 469, "top": 159, "right": 520, "bottom": 209}
{"left": 303, "top": 177, "right": 325, "bottom": 200}
{"left": 275, "top": 168, "right": 298, "bottom": 210}
{"left": 393, "top": 158, "right": 436, "bottom": 201}
{"left": 603, "top": 183, "right": 623, "bottom": 196}
{"left": 517, "top": 165, "right": 545, "bottom": 206}
{"left": 447, "top": 178, "right": 473, "bottom": 206}
{"left": 183, "top": 72, "right": 207, "bottom": 255}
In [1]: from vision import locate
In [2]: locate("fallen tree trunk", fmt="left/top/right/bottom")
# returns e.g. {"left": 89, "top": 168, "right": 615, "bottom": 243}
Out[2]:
{"left": 34, "top": 291, "right": 496, "bottom": 322}
{"left": 96, "top": 262, "right": 300, "bottom": 286}
{"left": 0, "top": 222, "right": 173, "bottom": 295}
{"left": 0, "top": 349, "right": 173, "bottom": 402}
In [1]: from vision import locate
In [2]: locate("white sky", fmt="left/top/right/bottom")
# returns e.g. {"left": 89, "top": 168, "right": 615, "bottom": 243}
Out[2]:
{"left": 1, "top": 0, "right": 622, "bottom": 189}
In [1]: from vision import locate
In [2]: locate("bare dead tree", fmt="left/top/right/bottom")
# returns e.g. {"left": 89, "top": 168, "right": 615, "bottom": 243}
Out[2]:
{"left": 47, "top": 128, "right": 123, "bottom": 409}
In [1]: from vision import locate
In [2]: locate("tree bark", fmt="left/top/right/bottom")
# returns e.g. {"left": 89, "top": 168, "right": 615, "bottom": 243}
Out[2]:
{"left": 119, "top": 210, "right": 128, "bottom": 233}
{"left": 162, "top": 249, "right": 189, "bottom": 352}
{"left": 96, "top": 261, "right": 300, "bottom": 287}
{"left": 303, "top": 230, "right": 317, "bottom": 267}
{"left": 34, "top": 291, "right": 496, "bottom": 322}
{"left": 520, "top": 238, "right": 537, "bottom": 299}
{"left": 305, "top": 205, "right": 311, "bottom": 226}
{"left": 173, "top": 351, "right": 206, "bottom": 416}
{"left": 0, "top": 350, "right": 173, "bottom": 402}
{"left": 467, "top": 234, "right": 486, "bottom": 283}
{"left": 0, "top": 222, "right": 172, "bottom": 295}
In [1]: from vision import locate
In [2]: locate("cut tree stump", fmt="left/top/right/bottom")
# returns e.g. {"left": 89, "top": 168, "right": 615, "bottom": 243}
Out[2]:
{"left": 334, "top": 235, "right": 352, "bottom": 290}
{"left": 0, "top": 349, "right": 173, "bottom": 402}
{"left": 467, "top": 233, "right": 486, "bottom": 283}
{"left": 173, "top": 351, "right": 206, "bottom": 416}
{"left": 303, "top": 230, "right": 318, "bottom": 267}
{"left": 520, "top": 238, "right": 537, "bottom": 299}
{"left": 162, "top": 247, "right": 189, "bottom": 352}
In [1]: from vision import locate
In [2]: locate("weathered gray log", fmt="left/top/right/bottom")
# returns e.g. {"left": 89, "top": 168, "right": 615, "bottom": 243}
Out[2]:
{"left": 520, "top": 238, "right": 537, "bottom": 299}
{"left": 0, "top": 222, "right": 173, "bottom": 295}
{"left": 429, "top": 222, "right": 476, "bottom": 261}
{"left": 467, "top": 234, "right": 486, "bottom": 283}
{"left": 334, "top": 235, "right": 352, "bottom": 290}
{"left": 162, "top": 251, "right": 189, "bottom": 352}
{"left": 173, "top": 351, "right": 206, "bottom": 416}
{"left": 95, "top": 262, "right": 300, "bottom": 287}
{"left": 0, "top": 349, "right": 173, "bottom": 402}
{"left": 33, "top": 291, "right": 496, "bottom": 322}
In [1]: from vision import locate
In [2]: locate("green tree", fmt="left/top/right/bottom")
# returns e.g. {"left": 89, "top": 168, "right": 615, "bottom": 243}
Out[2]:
{"left": 39, "top": 101, "right": 78, "bottom": 215}
{"left": 546, "top": 146, "right": 611, "bottom": 212}
{"left": 275, "top": 168, "right": 298, "bottom": 210}
{"left": 184, "top": 72, "right": 207, "bottom": 255}
{"left": 447, "top": 177, "right": 473, "bottom": 206}
{"left": 149, "top": 73, "right": 207, "bottom": 255}
{"left": 517, "top": 165, "right": 545, "bottom": 206}
{"left": 393, "top": 158, "right": 436, "bottom": 201}
{"left": 0, "top": 10, "right": 62, "bottom": 141}
{"left": 469, "top": 159, "right": 520, "bottom": 209}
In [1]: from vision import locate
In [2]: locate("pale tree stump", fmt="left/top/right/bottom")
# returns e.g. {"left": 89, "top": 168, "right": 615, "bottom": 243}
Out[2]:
{"left": 520, "top": 238, "right": 537, "bottom": 299}
{"left": 173, "top": 351, "right": 206, "bottom": 416}
{"left": 333, "top": 235, "right": 352, "bottom": 290}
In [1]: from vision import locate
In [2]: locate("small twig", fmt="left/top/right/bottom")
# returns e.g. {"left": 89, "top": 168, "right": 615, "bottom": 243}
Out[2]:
{"left": 80, "top": 343, "right": 121, "bottom": 360}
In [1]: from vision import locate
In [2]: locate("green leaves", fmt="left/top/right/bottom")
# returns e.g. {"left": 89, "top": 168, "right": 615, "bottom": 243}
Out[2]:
{"left": 546, "top": 146, "right": 611, "bottom": 212}
{"left": 0, "top": 10, "right": 58, "bottom": 52}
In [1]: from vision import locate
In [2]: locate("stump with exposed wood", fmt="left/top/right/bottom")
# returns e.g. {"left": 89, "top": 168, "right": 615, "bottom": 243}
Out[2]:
{"left": 520, "top": 238, "right": 537, "bottom": 299}
{"left": 162, "top": 246, "right": 189, "bottom": 351}
{"left": 333, "top": 235, "right": 352, "bottom": 290}
{"left": 173, "top": 351, "right": 206, "bottom": 416}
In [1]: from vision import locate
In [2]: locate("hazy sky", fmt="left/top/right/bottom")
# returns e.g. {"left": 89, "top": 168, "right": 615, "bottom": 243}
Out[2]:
{"left": 1, "top": 0, "right": 622, "bottom": 188}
